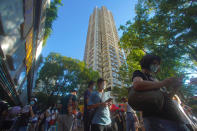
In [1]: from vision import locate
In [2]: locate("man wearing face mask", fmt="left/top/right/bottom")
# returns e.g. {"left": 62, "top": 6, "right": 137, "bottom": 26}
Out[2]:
{"left": 84, "top": 81, "right": 95, "bottom": 131}
{"left": 130, "top": 54, "right": 190, "bottom": 131}
{"left": 29, "top": 98, "right": 38, "bottom": 131}
{"left": 30, "top": 98, "right": 38, "bottom": 114}
{"left": 88, "top": 78, "right": 112, "bottom": 131}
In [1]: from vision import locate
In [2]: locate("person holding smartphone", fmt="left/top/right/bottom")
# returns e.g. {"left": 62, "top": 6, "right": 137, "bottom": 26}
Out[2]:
{"left": 131, "top": 54, "right": 189, "bottom": 131}
{"left": 88, "top": 78, "right": 112, "bottom": 131}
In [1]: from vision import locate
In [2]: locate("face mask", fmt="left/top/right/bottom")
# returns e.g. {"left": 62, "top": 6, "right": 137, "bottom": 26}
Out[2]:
{"left": 150, "top": 65, "right": 159, "bottom": 73}
{"left": 30, "top": 101, "right": 35, "bottom": 105}
{"left": 93, "top": 86, "right": 96, "bottom": 90}
{"left": 102, "top": 84, "right": 106, "bottom": 90}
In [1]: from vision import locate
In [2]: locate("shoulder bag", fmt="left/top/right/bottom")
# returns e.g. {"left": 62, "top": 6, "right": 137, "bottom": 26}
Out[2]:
{"left": 128, "top": 72, "right": 164, "bottom": 111}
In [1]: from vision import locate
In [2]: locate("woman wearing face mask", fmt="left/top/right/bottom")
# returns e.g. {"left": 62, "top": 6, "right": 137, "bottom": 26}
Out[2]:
{"left": 130, "top": 54, "right": 190, "bottom": 131}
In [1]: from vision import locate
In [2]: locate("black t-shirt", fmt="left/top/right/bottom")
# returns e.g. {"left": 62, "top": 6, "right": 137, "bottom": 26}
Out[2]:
{"left": 132, "top": 70, "right": 183, "bottom": 122}
{"left": 84, "top": 89, "right": 91, "bottom": 113}
{"left": 132, "top": 70, "right": 154, "bottom": 82}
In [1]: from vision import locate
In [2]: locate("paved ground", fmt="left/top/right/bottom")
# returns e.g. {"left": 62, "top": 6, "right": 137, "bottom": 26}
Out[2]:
{"left": 73, "top": 127, "right": 83, "bottom": 131}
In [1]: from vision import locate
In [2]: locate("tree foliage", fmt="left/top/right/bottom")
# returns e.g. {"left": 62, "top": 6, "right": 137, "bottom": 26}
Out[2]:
{"left": 35, "top": 53, "right": 100, "bottom": 100}
{"left": 43, "top": 0, "right": 63, "bottom": 46}
{"left": 115, "top": 0, "right": 197, "bottom": 101}
{"left": 112, "top": 86, "right": 128, "bottom": 102}
{"left": 34, "top": 92, "right": 59, "bottom": 111}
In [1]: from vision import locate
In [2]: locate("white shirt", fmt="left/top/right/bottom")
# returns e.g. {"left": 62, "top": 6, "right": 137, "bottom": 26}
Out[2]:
{"left": 46, "top": 109, "right": 51, "bottom": 122}
{"left": 126, "top": 102, "right": 135, "bottom": 114}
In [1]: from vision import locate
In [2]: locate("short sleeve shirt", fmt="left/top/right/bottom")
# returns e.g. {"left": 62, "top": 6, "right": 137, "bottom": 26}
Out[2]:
{"left": 88, "top": 91, "right": 111, "bottom": 125}
{"left": 132, "top": 70, "right": 163, "bottom": 116}
{"left": 126, "top": 102, "right": 135, "bottom": 114}
{"left": 132, "top": 70, "right": 153, "bottom": 82}
{"left": 131, "top": 70, "right": 182, "bottom": 121}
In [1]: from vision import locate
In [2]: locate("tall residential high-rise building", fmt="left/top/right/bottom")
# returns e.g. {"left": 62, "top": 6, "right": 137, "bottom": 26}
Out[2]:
{"left": 84, "top": 6, "right": 125, "bottom": 89}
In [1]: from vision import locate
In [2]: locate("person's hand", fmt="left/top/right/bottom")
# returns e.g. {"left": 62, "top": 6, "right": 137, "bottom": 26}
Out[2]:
{"left": 162, "top": 77, "right": 177, "bottom": 87}
{"left": 101, "top": 102, "right": 109, "bottom": 107}
{"left": 134, "top": 115, "right": 138, "bottom": 122}
{"left": 162, "top": 77, "right": 182, "bottom": 88}
{"left": 172, "top": 78, "right": 182, "bottom": 88}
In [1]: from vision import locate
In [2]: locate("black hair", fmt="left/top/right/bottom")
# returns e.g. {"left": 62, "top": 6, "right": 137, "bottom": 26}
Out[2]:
{"left": 140, "top": 54, "right": 161, "bottom": 70}
{"left": 97, "top": 78, "right": 105, "bottom": 85}
{"left": 88, "top": 80, "right": 95, "bottom": 88}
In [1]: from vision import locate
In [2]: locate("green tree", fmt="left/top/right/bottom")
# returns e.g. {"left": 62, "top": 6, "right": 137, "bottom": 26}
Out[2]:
{"left": 34, "top": 92, "right": 59, "bottom": 111}
{"left": 112, "top": 86, "right": 129, "bottom": 102}
{"left": 43, "top": 0, "right": 63, "bottom": 46}
{"left": 116, "top": 0, "right": 197, "bottom": 100}
{"left": 35, "top": 53, "right": 100, "bottom": 101}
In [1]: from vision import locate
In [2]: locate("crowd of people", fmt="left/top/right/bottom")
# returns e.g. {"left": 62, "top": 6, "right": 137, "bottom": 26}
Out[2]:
{"left": 1, "top": 54, "right": 197, "bottom": 131}
{"left": 83, "top": 78, "right": 144, "bottom": 131}
{"left": 83, "top": 54, "right": 197, "bottom": 131}
{"left": 0, "top": 96, "right": 84, "bottom": 131}
{"left": 0, "top": 98, "right": 61, "bottom": 131}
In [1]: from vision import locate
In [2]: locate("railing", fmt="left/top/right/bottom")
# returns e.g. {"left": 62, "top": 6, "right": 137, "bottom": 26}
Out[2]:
{"left": 0, "top": 56, "right": 20, "bottom": 105}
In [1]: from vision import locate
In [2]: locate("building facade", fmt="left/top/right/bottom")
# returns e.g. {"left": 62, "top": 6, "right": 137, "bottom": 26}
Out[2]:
{"left": 84, "top": 6, "right": 125, "bottom": 89}
{"left": 0, "top": 0, "right": 49, "bottom": 105}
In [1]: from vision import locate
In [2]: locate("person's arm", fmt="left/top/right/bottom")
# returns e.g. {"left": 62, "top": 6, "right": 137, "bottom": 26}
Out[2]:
{"left": 87, "top": 93, "right": 108, "bottom": 110}
{"left": 88, "top": 102, "right": 108, "bottom": 110}
{"left": 30, "top": 106, "right": 35, "bottom": 117}
{"left": 134, "top": 113, "right": 139, "bottom": 122}
{"left": 45, "top": 110, "right": 50, "bottom": 118}
{"left": 133, "top": 77, "right": 177, "bottom": 91}
{"left": 133, "top": 77, "right": 164, "bottom": 91}
{"left": 73, "top": 96, "right": 78, "bottom": 110}
{"left": 139, "top": 111, "right": 143, "bottom": 123}
{"left": 168, "top": 79, "right": 182, "bottom": 98}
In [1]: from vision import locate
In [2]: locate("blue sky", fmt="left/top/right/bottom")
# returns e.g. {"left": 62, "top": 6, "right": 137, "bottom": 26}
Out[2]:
{"left": 42, "top": 0, "right": 138, "bottom": 60}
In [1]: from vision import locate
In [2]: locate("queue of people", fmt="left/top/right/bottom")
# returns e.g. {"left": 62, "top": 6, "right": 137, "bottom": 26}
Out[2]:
{"left": 83, "top": 78, "right": 141, "bottom": 131}
{"left": 129, "top": 54, "right": 197, "bottom": 131}
{"left": 1, "top": 54, "right": 197, "bottom": 131}
{"left": 84, "top": 54, "right": 197, "bottom": 131}
{"left": 0, "top": 88, "right": 83, "bottom": 131}
{"left": 0, "top": 98, "right": 59, "bottom": 131}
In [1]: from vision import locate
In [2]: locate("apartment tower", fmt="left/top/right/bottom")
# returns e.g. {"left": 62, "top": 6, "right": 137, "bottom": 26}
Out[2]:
{"left": 84, "top": 6, "right": 125, "bottom": 88}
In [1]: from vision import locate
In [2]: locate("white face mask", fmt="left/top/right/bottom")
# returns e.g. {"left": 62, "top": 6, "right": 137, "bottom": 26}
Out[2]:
{"left": 30, "top": 101, "right": 35, "bottom": 105}
{"left": 150, "top": 64, "right": 160, "bottom": 73}
{"left": 101, "top": 84, "right": 106, "bottom": 90}
{"left": 93, "top": 86, "right": 96, "bottom": 90}
{"left": 104, "top": 84, "right": 107, "bottom": 89}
